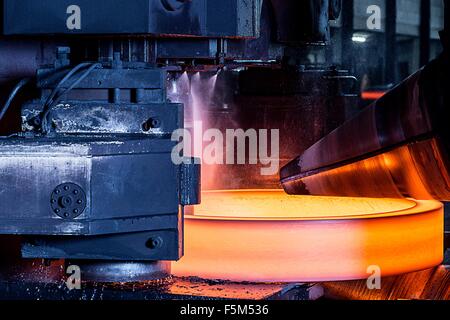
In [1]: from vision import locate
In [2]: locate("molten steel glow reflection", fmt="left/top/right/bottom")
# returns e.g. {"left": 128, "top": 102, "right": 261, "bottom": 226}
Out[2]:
{"left": 361, "top": 91, "right": 386, "bottom": 100}
{"left": 173, "top": 190, "right": 443, "bottom": 282}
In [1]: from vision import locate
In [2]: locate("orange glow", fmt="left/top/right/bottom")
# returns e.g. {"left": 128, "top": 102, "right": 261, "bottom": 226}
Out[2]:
{"left": 291, "top": 138, "right": 450, "bottom": 199}
{"left": 361, "top": 91, "right": 386, "bottom": 100}
{"left": 173, "top": 190, "right": 444, "bottom": 283}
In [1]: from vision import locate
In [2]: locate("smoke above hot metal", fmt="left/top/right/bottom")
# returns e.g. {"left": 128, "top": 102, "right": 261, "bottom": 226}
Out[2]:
{"left": 169, "top": 71, "right": 280, "bottom": 189}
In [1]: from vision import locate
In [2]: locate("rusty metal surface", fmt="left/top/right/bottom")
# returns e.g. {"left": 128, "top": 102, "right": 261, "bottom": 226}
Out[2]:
{"left": 0, "top": 275, "right": 317, "bottom": 300}
{"left": 0, "top": 237, "right": 317, "bottom": 300}
{"left": 167, "top": 277, "right": 318, "bottom": 300}
{"left": 321, "top": 266, "right": 450, "bottom": 300}
{"left": 2, "top": 268, "right": 448, "bottom": 300}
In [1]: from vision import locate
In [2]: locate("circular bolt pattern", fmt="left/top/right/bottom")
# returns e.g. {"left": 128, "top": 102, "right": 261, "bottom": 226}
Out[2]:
{"left": 51, "top": 183, "right": 86, "bottom": 219}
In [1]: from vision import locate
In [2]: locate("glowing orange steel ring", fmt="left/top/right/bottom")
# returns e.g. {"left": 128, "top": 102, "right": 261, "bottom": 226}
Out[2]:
{"left": 173, "top": 190, "right": 444, "bottom": 282}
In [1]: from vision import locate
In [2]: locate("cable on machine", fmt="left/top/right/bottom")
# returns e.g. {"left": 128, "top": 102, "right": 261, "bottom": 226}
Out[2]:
{"left": 39, "top": 62, "right": 102, "bottom": 134}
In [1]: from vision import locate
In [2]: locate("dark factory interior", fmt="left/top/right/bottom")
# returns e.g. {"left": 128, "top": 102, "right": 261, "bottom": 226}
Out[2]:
{"left": 0, "top": 0, "right": 448, "bottom": 303}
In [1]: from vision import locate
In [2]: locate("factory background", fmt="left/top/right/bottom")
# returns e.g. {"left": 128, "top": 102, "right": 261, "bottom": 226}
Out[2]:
{"left": 0, "top": 0, "right": 447, "bottom": 302}
{"left": 324, "top": 0, "right": 445, "bottom": 90}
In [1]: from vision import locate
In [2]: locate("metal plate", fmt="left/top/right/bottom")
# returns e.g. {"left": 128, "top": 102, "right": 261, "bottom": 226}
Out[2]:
{"left": 173, "top": 190, "right": 444, "bottom": 282}
{"left": 3, "top": 0, "right": 260, "bottom": 37}
{"left": 76, "top": 261, "right": 171, "bottom": 283}
{"left": 51, "top": 183, "right": 87, "bottom": 219}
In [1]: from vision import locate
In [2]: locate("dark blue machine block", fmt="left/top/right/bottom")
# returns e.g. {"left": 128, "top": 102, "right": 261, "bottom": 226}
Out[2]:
{"left": 3, "top": 0, "right": 260, "bottom": 37}
{"left": 0, "top": 136, "right": 186, "bottom": 236}
{"left": 0, "top": 56, "right": 201, "bottom": 261}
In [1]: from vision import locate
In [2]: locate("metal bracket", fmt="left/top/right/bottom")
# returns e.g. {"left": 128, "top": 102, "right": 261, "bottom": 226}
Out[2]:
{"left": 180, "top": 159, "right": 201, "bottom": 206}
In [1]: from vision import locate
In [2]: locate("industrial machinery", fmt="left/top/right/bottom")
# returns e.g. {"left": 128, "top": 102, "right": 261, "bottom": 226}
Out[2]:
{"left": 281, "top": 3, "right": 450, "bottom": 201}
{"left": 280, "top": 45, "right": 450, "bottom": 200}
{"left": 0, "top": 0, "right": 448, "bottom": 300}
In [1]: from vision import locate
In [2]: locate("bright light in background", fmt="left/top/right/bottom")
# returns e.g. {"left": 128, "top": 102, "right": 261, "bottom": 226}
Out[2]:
{"left": 352, "top": 35, "right": 368, "bottom": 43}
{"left": 171, "top": 80, "right": 178, "bottom": 94}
